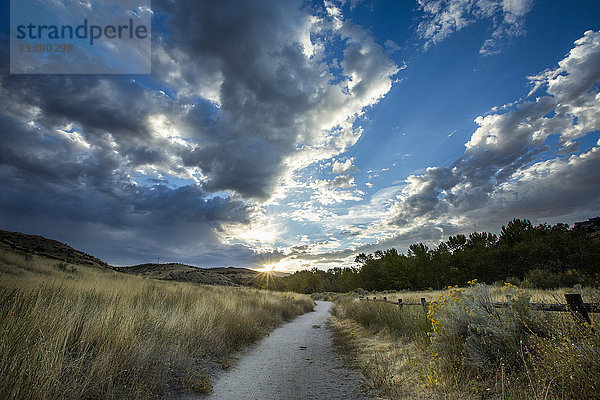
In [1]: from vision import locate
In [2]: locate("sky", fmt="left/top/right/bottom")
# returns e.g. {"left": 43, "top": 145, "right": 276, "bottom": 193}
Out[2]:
{"left": 1, "top": 0, "right": 600, "bottom": 271}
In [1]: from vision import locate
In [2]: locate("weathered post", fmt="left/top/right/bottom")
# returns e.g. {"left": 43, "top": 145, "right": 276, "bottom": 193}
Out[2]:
{"left": 421, "top": 297, "right": 427, "bottom": 313}
{"left": 565, "top": 293, "right": 591, "bottom": 324}
{"left": 398, "top": 298, "right": 403, "bottom": 309}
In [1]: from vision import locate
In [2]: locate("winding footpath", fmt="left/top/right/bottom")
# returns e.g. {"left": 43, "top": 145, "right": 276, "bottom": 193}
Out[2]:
{"left": 197, "top": 301, "right": 372, "bottom": 400}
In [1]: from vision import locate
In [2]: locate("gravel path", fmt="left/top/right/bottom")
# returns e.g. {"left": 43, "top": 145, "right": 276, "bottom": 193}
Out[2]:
{"left": 197, "top": 301, "right": 371, "bottom": 400}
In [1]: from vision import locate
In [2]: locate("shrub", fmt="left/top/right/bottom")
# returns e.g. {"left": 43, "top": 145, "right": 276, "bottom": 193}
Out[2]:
{"left": 309, "top": 292, "right": 340, "bottom": 301}
{"left": 504, "top": 276, "right": 522, "bottom": 287}
{"left": 427, "top": 282, "right": 543, "bottom": 375}
{"left": 53, "top": 261, "right": 77, "bottom": 273}
{"left": 352, "top": 288, "right": 367, "bottom": 295}
{"left": 523, "top": 269, "right": 595, "bottom": 289}
{"left": 333, "top": 283, "right": 600, "bottom": 399}
{"left": 310, "top": 292, "right": 324, "bottom": 300}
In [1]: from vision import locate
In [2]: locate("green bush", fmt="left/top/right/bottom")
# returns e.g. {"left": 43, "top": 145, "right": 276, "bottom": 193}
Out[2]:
{"left": 523, "top": 269, "right": 595, "bottom": 289}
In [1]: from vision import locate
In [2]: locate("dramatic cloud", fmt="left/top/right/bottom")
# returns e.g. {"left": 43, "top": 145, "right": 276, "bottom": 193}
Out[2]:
{"left": 269, "top": 29, "right": 600, "bottom": 271}
{"left": 0, "top": 0, "right": 398, "bottom": 266}
{"left": 153, "top": 0, "right": 398, "bottom": 199}
{"left": 416, "top": 0, "right": 535, "bottom": 54}
{"left": 3, "top": 1, "right": 597, "bottom": 273}
{"left": 381, "top": 29, "right": 600, "bottom": 238}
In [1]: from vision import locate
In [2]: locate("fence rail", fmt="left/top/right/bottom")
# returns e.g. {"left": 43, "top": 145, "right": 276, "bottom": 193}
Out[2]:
{"left": 359, "top": 293, "right": 599, "bottom": 324}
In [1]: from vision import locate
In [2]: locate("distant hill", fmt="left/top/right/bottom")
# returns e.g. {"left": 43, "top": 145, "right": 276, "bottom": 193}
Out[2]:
{"left": 116, "top": 263, "right": 261, "bottom": 286}
{"left": 0, "top": 229, "right": 284, "bottom": 287}
{"left": 0, "top": 229, "right": 111, "bottom": 269}
{"left": 116, "top": 264, "right": 289, "bottom": 285}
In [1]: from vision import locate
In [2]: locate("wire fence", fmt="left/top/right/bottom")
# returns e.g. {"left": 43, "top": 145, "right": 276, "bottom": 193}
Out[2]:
{"left": 359, "top": 293, "right": 598, "bottom": 324}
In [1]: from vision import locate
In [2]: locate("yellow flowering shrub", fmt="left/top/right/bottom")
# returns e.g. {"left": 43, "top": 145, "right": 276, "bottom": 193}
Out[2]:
{"left": 427, "top": 282, "right": 538, "bottom": 375}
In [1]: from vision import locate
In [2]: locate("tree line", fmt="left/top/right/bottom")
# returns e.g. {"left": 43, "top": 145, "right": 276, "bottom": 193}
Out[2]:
{"left": 272, "top": 218, "right": 600, "bottom": 294}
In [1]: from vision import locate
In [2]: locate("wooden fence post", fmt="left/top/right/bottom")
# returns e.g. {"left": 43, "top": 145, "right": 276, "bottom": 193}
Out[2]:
{"left": 565, "top": 293, "right": 591, "bottom": 324}
{"left": 421, "top": 297, "right": 427, "bottom": 312}
{"left": 398, "top": 298, "right": 403, "bottom": 309}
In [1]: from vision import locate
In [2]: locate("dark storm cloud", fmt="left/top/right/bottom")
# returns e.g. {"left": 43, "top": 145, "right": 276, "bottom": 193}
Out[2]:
{"left": 151, "top": 0, "right": 320, "bottom": 199}
{"left": 0, "top": 0, "right": 398, "bottom": 266}
{"left": 152, "top": 0, "right": 397, "bottom": 198}
{"left": 0, "top": 73, "right": 255, "bottom": 265}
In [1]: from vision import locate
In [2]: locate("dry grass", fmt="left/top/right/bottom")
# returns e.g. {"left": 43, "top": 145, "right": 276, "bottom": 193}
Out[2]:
{"left": 363, "top": 285, "right": 598, "bottom": 304}
{"left": 0, "top": 249, "right": 314, "bottom": 400}
{"left": 330, "top": 302, "right": 435, "bottom": 399}
{"left": 333, "top": 286, "right": 600, "bottom": 400}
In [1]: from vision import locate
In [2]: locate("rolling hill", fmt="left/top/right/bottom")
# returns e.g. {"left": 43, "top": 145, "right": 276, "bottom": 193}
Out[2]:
{"left": 115, "top": 263, "right": 262, "bottom": 286}
{"left": 0, "top": 229, "right": 286, "bottom": 286}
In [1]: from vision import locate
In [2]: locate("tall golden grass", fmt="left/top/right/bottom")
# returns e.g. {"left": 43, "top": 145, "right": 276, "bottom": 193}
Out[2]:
{"left": 0, "top": 249, "right": 314, "bottom": 399}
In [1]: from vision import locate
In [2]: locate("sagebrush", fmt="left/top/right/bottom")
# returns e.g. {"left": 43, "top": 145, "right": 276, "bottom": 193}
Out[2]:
{"left": 333, "top": 284, "right": 600, "bottom": 399}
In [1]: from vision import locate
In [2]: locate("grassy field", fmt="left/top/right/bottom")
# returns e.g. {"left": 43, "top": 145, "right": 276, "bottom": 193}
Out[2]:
{"left": 331, "top": 284, "right": 600, "bottom": 399}
{"left": 0, "top": 248, "right": 314, "bottom": 400}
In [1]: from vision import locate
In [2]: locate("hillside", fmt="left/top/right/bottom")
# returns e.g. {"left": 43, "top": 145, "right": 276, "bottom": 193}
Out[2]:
{"left": 0, "top": 229, "right": 110, "bottom": 269}
{"left": 116, "top": 263, "right": 261, "bottom": 286}
{"left": 0, "top": 229, "right": 274, "bottom": 287}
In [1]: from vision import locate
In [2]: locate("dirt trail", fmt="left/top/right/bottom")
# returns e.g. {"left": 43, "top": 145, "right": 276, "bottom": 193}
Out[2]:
{"left": 195, "top": 301, "right": 371, "bottom": 400}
